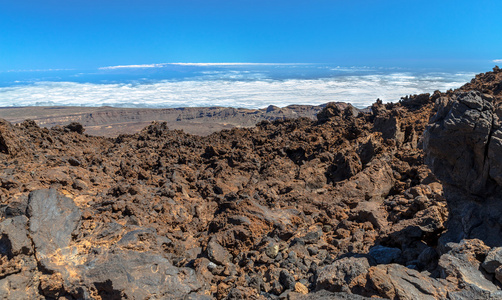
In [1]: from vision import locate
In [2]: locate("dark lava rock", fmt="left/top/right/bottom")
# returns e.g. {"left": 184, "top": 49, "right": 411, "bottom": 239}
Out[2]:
{"left": 361, "top": 264, "right": 449, "bottom": 299}
{"left": 317, "top": 102, "right": 359, "bottom": 123}
{"left": 64, "top": 122, "right": 85, "bottom": 134}
{"left": 368, "top": 245, "right": 401, "bottom": 264}
{"left": 424, "top": 90, "right": 502, "bottom": 247}
{"left": 279, "top": 269, "right": 296, "bottom": 290}
{"left": 424, "top": 91, "right": 495, "bottom": 195}
{"left": 302, "top": 230, "right": 323, "bottom": 244}
{"left": 289, "top": 289, "right": 374, "bottom": 299}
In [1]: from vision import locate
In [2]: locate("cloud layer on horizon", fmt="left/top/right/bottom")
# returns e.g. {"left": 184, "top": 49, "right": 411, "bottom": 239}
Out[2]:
{"left": 0, "top": 72, "right": 474, "bottom": 109}
{"left": 99, "top": 62, "right": 307, "bottom": 70}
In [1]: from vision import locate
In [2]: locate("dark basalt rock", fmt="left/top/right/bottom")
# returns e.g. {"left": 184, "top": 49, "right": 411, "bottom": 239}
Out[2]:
{"left": 424, "top": 91, "right": 496, "bottom": 196}
{"left": 424, "top": 90, "right": 502, "bottom": 247}
{"left": 64, "top": 122, "right": 85, "bottom": 134}
{"left": 368, "top": 245, "right": 401, "bottom": 265}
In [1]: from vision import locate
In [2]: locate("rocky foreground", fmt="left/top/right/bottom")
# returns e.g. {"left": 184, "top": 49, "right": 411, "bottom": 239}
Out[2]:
{"left": 0, "top": 67, "right": 502, "bottom": 299}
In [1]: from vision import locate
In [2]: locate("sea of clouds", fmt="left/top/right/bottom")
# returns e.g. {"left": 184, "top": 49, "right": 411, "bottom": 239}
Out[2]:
{"left": 0, "top": 67, "right": 475, "bottom": 109}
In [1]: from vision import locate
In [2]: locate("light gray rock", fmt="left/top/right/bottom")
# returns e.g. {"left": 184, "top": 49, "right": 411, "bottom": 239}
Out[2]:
{"left": 0, "top": 215, "right": 32, "bottom": 256}
{"left": 0, "top": 273, "right": 41, "bottom": 299}
{"left": 82, "top": 250, "right": 203, "bottom": 299}
{"left": 27, "top": 189, "right": 81, "bottom": 260}
{"left": 482, "top": 247, "right": 502, "bottom": 273}
{"left": 316, "top": 256, "right": 369, "bottom": 293}
{"left": 439, "top": 253, "right": 498, "bottom": 293}
{"left": 265, "top": 242, "right": 280, "bottom": 258}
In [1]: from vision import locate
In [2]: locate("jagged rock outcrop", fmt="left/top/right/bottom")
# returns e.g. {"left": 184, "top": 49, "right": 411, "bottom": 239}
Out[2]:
{"left": 424, "top": 88, "right": 502, "bottom": 247}
{"left": 460, "top": 66, "right": 502, "bottom": 100}
{"left": 424, "top": 91, "right": 496, "bottom": 196}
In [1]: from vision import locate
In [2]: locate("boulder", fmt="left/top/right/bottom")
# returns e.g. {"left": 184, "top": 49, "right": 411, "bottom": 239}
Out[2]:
{"left": 316, "top": 256, "right": 370, "bottom": 293}
{"left": 279, "top": 269, "right": 296, "bottom": 290}
{"left": 26, "top": 189, "right": 81, "bottom": 264}
{"left": 0, "top": 273, "right": 41, "bottom": 299}
{"left": 317, "top": 102, "right": 359, "bottom": 123}
{"left": 436, "top": 239, "right": 502, "bottom": 299}
{"left": 362, "top": 264, "right": 449, "bottom": 300}
{"left": 0, "top": 215, "right": 32, "bottom": 256}
{"left": 0, "top": 120, "right": 24, "bottom": 156}
{"left": 439, "top": 254, "right": 497, "bottom": 292}
{"left": 81, "top": 250, "right": 203, "bottom": 299}
{"left": 482, "top": 247, "right": 502, "bottom": 273}
{"left": 207, "top": 237, "right": 232, "bottom": 266}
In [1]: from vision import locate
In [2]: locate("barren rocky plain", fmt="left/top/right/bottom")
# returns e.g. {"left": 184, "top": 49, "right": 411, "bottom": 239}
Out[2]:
{"left": 1, "top": 67, "right": 502, "bottom": 299}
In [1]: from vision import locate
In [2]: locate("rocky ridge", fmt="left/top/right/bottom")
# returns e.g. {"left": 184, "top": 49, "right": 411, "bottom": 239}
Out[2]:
{"left": 0, "top": 67, "right": 501, "bottom": 299}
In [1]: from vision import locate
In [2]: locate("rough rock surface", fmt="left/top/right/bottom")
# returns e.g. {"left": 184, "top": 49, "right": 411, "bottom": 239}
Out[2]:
{"left": 27, "top": 189, "right": 81, "bottom": 263}
{"left": 0, "top": 68, "right": 502, "bottom": 299}
{"left": 424, "top": 67, "right": 502, "bottom": 248}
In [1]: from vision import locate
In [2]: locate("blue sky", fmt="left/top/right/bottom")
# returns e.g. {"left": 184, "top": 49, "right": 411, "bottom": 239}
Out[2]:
{"left": 1, "top": 0, "right": 501, "bottom": 71}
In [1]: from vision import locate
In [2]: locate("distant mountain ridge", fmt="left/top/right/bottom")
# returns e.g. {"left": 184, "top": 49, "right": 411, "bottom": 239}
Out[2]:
{"left": 0, "top": 103, "right": 345, "bottom": 136}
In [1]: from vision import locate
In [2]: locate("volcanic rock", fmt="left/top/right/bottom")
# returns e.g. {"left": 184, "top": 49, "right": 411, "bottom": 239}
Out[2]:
{"left": 1, "top": 69, "right": 502, "bottom": 298}
{"left": 424, "top": 88, "right": 502, "bottom": 247}
{"left": 27, "top": 189, "right": 81, "bottom": 262}
{"left": 483, "top": 247, "right": 502, "bottom": 273}
{"left": 368, "top": 245, "right": 401, "bottom": 264}
{"left": 316, "top": 256, "right": 370, "bottom": 293}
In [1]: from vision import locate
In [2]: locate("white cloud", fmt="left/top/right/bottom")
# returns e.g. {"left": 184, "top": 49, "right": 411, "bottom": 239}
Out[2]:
{"left": 2, "top": 68, "right": 74, "bottom": 73}
{"left": 168, "top": 62, "right": 305, "bottom": 66}
{"left": 99, "top": 64, "right": 168, "bottom": 70}
{"left": 99, "top": 62, "right": 306, "bottom": 70}
{"left": 493, "top": 59, "right": 502, "bottom": 63}
{"left": 0, "top": 72, "right": 474, "bottom": 109}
